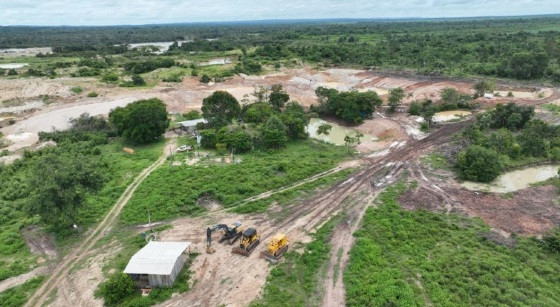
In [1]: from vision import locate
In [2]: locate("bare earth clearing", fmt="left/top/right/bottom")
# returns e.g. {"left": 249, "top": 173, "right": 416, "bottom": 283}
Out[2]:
{"left": 4, "top": 67, "right": 560, "bottom": 306}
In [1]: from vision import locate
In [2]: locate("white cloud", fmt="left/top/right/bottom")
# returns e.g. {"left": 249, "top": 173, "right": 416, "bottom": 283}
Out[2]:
{"left": 0, "top": 0, "right": 559, "bottom": 26}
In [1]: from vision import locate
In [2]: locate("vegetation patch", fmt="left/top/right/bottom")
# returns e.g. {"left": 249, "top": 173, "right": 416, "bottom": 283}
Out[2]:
{"left": 251, "top": 215, "right": 341, "bottom": 306}
{"left": 0, "top": 276, "right": 45, "bottom": 307}
{"left": 122, "top": 141, "right": 349, "bottom": 223}
{"left": 345, "top": 183, "right": 560, "bottom": 306}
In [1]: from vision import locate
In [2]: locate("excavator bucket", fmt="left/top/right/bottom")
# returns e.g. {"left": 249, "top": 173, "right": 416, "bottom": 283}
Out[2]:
{"left": 231, "top": 246, "right": 250, "bottom": 256}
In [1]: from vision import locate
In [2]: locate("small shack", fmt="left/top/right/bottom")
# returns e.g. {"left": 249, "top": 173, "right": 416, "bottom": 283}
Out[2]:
{"left": 124, "top": 241, "right": 191, "bottom": 288}
{"left": 178, "top": 118, "right": 208, "bottom": 133}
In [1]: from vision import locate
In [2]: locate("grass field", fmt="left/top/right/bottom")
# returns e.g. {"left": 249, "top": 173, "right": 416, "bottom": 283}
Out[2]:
{"left": 345, "top": 182, "right": 560, "bottom": 306}
{"left": 121, "top": 140, "right": 350, "bottom": 224}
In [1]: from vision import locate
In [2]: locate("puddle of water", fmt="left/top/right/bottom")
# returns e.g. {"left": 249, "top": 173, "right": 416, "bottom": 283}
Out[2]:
{"left": 306, "top": 118, "right": 375, "bottom": 146}
{"left": 433, "top": 110, "right": 472, "bottom": 123}
{"left": 0, "top": 63, "right": 29, "bottom": 69}
{"left": 461, "top": 165, "right": 559, "bottom": 193}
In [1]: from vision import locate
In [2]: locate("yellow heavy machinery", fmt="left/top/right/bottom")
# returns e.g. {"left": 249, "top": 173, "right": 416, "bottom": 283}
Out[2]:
{"left": 262, "top": 233, "right": 289, "bottom": 262}
{"left": 232, "top": 228, "right": 260, "bottom": 256}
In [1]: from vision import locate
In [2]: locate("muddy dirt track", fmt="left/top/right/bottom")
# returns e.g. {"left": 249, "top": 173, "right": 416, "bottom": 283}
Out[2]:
{"left": 156, "top": 122, "right": 467, "bottom": 307}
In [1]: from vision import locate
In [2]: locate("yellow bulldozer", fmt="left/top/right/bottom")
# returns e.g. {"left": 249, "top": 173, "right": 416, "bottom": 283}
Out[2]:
{"left": 261, "top": 233, "right": 289, "bottom": 263}
{"left": 232, "top": 228, "right": 260, "bottom": 256}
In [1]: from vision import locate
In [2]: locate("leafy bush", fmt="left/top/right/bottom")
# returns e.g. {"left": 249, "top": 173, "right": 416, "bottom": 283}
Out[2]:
{"left": 109, "top": 98, "right": 169, "bottom": 144}
{"left": 262, "top": 116, "right": 288, "bottom": 149}
{"left": 88, "top": 92, "right": 99, "bottom": 98}
{"left": 315, "top": 87, "right": 382, "bottom": 124}
{"left": 71, "top": 87, "right": 83, "bottom": 94}
{"left": 96, "top": 273, "right": 136, "bottom": 306}
{"left": 183, "top": 110, "right": 202, "bottom": 120}
{"left": 457, "top": 145, "right": 503, "bottom": 182}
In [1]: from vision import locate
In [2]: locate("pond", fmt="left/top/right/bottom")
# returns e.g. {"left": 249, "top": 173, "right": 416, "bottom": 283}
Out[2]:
{"left": 306, "top": 118, "right": 376, "bottom": 146}
{"left": 433, "top": 110, "right": 472, "bottom": 123}
{"left": 461, "top": 165, "right": 559, "bottom": 193}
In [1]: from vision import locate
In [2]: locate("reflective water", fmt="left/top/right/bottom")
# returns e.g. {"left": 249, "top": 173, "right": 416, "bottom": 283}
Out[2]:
{"left": 461, "top": 165, "right": 559, "bottom": 193}
{"left": 306, "top": 118, "right": 375, "bottom": 146}
{"left": 433, "top": 110, "right": 472, "bottom": 123}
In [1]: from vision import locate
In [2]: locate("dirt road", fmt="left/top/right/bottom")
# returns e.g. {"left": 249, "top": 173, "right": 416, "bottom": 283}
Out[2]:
{"left": 157, "top": 122, "right": 467, "bottom": 307}
{"left": 25, "top": 139, "right": 177, "bottom": 307}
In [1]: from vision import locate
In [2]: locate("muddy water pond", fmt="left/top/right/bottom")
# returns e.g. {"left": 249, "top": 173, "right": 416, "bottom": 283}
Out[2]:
{"left": 433, "top": 110, "right": 472, "bottom": 123}
{"left": 461, "top": 165, "right": 559, "bottom": 193}
{"left": 306, "top": 118, "right": 376, "bottom": 146}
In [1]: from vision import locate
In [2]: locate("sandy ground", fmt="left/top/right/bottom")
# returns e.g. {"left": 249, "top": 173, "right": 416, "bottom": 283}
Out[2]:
{"left": 2, "top": 67, "right": 557, "bottom": 155}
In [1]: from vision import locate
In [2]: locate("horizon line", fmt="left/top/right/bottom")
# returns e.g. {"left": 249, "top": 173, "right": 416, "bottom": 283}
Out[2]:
{"left": 1, "top": 13, "right": 560, "bottom": 28}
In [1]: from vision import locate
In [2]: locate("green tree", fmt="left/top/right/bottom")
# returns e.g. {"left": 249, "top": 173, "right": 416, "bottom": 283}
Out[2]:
{"left": 263, "top": 116, "right": 288, "bottom": 148}
{"left": 242, "top": 102, "right": 275, "bottom": 124}
{"left": 200, "top": 74, "right": 211, "bottom": 83}
{"left": 202, "top": 91, "right": 241, "bottom": 128}
{"left": 109, "top": 98, "right": 169, "bottom": 144}
{"left": 388, "top": 87, "right": 405, "bottom": 113}
{"left": 315, "top": 87, "right": 382, "bottom": 124}
{"left": 473, "top": 80, "right": 496, "bottom": 98}
{"left": 96, "top": 273, "right": 136, "bottom": 306}
{"left": 131, "top": 75, "right": 146, "bottom": 86}
{"left": 269, "top": 84, "right": 290, "bottom": 111}
{"left": 489, "top": 128, "right": 521, "bottom": 158}
{"left": 280, "top": 102, "right": 308, "bottom": 140}
{"left": 7, "top": 69, "right": 17, "bottom": 76}
{"left": 441, "top": 88, "right": 461, "bottom": 103}
{"left": 28, "top": 153, "right": 103, "bottom": 226}
{"left": 344, "top": 131, "right": 363, "bottom": 152}
{"left": 457, "top": 145, "right": 503, "bottom": 182}
{"left": 183, "top": 110, "right": 202, "bottom": 120}
{"left": 220, "top": 128, "right": 253, "bottom": 153}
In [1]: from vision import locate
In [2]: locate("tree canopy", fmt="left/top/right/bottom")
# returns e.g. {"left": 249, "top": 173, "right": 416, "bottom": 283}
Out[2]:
{"left": 109, "top": 98, "right": 169, "bottom": 144}
{"left": 202, "top": 91, "right": 241, "bottom": 128}
{"left": 315, "top": 87, "right": 382, "bottom": 124}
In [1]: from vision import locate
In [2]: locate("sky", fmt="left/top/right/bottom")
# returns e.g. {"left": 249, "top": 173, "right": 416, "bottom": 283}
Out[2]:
{"left": 1, "top": 0, "right": 560, "bottom": 26}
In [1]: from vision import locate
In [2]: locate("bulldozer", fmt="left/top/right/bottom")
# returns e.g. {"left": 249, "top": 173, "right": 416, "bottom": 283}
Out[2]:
{"left": 206, "top": 222, "right": 243, "bottom": 254}
{"left": 261, "top": 233, "right": 289, "bottom": 263}
{"left": 232, "top": 228, "right": 260, "bottom": 256}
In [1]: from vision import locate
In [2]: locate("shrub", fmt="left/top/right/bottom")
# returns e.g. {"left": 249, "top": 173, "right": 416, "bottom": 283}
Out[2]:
{"left": 262, "top": 116, "right": 288, "bottom": 149}
{"left": 101, "top": 73, "right": 119, "bottom": 83}
{"left": 457, "top": 145, "right": 503, "bottom": 182}
{"left": 96, "top": 273, "right": 136, "bottom": 306}
{"left": 183, "top": 110, "right": 202, "bottom": 120}
{"left": 70, "top": 87, "right": 83, "bottom": 94}
{"left": 200, "top": 74, "right": 211, "bottom": 83}
{"left": 87, "top": 92, "right": 99, "bottom": 98}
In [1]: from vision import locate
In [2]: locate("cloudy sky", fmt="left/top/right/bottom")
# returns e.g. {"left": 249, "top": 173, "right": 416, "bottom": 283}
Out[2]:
{"left": 1, "top": 0, "right": 559, "bottom": 26}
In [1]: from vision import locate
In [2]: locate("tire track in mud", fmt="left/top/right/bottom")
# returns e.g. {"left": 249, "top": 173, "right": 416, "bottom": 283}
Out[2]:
{"left": 160, "top": 122, "right": 467, "bottom": 307}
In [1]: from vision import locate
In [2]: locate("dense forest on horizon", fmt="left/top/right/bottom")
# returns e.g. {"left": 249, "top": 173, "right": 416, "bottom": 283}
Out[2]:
{"left": 2, "top": 16, "right": 560, "bottom": 82}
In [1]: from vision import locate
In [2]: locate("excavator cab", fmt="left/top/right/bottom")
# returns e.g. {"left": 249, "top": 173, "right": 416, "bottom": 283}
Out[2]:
{"left": 206, "top": 221, "right": 243, "bottom": 254}
{"left": 232, "top": 228, "right": 260, "bottom": 256}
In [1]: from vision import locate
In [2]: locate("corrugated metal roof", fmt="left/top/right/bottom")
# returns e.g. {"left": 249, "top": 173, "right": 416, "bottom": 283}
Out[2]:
{"left": 178, "top": 118, "right": 208, "bottom": 127}
{"left": 124, "top": 241, "right": 190, "bottom": 275}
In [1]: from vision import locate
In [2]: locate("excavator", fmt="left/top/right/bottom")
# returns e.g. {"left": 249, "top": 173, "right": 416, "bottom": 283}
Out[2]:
{"left": 206, "top": 222, "right": 243, "bottom": 254}
{"left": 261, "top": 233, "right": 289, "bottom": 263}
{"left": 232, "top": 228, "right": 260, "bottom": 256}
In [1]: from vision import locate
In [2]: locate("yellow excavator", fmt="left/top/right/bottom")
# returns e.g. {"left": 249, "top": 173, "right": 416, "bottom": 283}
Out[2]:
{"left": 262, "top": 233, "right": 289, "bottom": 262}
{"left": 232, "top": 228, "right": 260, "bottom": 256}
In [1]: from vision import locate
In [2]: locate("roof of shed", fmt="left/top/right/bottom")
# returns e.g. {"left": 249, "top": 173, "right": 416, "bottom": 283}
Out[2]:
{"left": 124, "top": 241, "right": 190, "bottom": 275}
{"left": 178, "top": 118, "right": 208, "bottom": 127}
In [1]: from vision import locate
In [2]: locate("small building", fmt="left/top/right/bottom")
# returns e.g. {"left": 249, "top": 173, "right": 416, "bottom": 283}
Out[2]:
{"left": 124, "top": 241, "right": 191, "bottom": 288}
{"left": 178, "top": 118, "right": 208, "bottom": 133}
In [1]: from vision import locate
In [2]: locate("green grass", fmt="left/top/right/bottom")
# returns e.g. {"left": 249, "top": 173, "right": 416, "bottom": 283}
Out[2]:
{"left": 231, "top": 168, "right": 355, "bottom": 214}
{"left": 420, "top": 153, "right": 450, "bottom": 170}
{"left": 251, "top": 215, "right": 341, "bottom": 307}
{"left": 0, "top": 276, "right": 45, "bottom": 307}
{"left": 121, "top": 140, "right": 350, "bottom": 224}
{"left": 542, "top": 103, "right": 560, "bottom": 114}
{"left": 345, "top": 182, "right": 560, "bottom": 306}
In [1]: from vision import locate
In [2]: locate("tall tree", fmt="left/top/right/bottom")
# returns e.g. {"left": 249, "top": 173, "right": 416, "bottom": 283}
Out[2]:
{"left": 28, "top": 154, "right": 103, "bottom": 226}
{"left": 263, "top": 115, "right": 288, "bottom": 148}
{"left": 109, "top": 98, "right": 169, "bottom": 144}
{"left": 269, "top": 84, "right": 290, "bottom": 111}
{"left": 388, "top": 87, "right": 405, "bottom": 113}
{"left": 202, "top": 91, "right": 241, "bottom": 128}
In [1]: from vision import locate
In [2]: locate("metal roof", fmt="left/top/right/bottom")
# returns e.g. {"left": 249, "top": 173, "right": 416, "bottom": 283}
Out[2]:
{"left": 178, "top": 118, "right": 207, "bottom": 127}
{"left": 124, "top": 241, "right": 190, "bottom": 275}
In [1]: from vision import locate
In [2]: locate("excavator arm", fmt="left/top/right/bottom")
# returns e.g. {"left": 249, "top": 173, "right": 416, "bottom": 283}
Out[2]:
{"left": 206, "top": 224, "right": 228, "bottom": 247}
